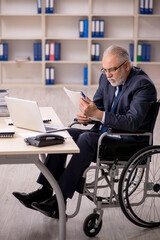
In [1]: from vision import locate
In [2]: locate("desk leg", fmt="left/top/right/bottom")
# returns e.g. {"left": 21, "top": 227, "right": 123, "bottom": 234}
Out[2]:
{"left": 35, "top": 158, "right": 66, "bottom": 240}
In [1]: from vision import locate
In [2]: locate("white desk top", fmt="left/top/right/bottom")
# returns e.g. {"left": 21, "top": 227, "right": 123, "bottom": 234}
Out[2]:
{"left": 0, "top": 107, "right": 79, "bottom": 155}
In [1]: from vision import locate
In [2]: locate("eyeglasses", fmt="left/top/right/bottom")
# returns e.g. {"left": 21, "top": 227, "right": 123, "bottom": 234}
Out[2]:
{"left": 101, "top": 60, "right": 127, "bottom": 74}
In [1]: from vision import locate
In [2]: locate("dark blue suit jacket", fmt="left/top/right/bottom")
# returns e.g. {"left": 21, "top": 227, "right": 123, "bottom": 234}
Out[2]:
{"left": 92, "top": 66, "right": 157, "bottom": 135}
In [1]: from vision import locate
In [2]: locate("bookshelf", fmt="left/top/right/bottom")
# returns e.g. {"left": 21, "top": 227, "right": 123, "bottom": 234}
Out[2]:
{"left": 0, "top": 0, "right": 160, "bottom": 86}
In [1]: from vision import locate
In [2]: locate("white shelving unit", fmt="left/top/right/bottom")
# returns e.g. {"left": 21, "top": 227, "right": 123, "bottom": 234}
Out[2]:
{"left": 0, "top": 0, "right": 160, "bottom": 86}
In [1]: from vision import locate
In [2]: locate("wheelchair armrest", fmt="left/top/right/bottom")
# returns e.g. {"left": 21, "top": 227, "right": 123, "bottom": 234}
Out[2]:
{"left": 107, "top": 128, "right": 146, "bottom": 134}
{"left": 97, "top": 128, "right": 152, "bottom": 155}
{"left": 68, "top": 118, "right": 80, "bottom": 128}
{"left": 68, "top": 118, "right": 99, "bottom": 128}
{"left": 106, "top": 128, "right": 151, "bottom": 138}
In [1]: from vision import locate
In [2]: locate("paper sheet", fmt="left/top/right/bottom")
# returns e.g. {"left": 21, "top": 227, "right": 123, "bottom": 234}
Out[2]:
{"left": 64, "top": 87, "right": 82, "bottom": 111}
{"left": 64, "top": 87, "right": 99, "bottom": 121}
{"left": 0, "top": 127, "right": 15, "bottom": 133}
{"left": 64, "top": 87, "right": 98, "bottom": 121}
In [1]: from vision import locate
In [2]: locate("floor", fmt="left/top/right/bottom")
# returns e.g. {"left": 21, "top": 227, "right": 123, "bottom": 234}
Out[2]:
{"left": 0, "top": 85, "right": 160, "bottom": 240}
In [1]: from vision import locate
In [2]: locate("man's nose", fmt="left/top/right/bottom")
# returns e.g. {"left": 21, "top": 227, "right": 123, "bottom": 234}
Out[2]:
{"left": 106, "top": 71, "right": 113, "bottom": 78}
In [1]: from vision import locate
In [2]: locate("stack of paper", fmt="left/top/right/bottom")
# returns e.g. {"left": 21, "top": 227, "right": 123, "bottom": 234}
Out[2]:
{"left": 0, "top": 89, "right": 9, "bottom": 117}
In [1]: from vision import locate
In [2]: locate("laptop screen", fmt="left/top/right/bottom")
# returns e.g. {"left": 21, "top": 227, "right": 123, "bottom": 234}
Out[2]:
{"left": 5, "top": 96, "right": 46, "bottom": 132}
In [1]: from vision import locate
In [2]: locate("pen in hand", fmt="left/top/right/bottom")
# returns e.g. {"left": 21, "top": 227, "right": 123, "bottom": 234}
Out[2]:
{"left": 81, "top": 91, "right": 86, "bottom": 99}
{"left": 81, "top": 91, "right": 89, "bottom": 104}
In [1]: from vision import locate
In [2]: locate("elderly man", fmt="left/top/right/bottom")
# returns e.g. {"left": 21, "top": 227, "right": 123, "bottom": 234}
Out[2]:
{"left": 13, "top": 45, "right": 157, "bottom": 218}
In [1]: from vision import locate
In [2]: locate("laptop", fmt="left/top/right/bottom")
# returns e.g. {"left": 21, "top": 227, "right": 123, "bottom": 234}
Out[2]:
{"left": 5, "top": 96, "right": 68, "bottom": 133}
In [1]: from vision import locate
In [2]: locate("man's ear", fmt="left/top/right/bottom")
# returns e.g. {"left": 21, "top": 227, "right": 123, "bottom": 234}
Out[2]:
{"left": 125, "top": 61, "right": 131, "bottom": 72}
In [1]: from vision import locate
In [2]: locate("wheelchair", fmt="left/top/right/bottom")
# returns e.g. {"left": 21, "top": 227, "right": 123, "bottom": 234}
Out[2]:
{"left": 67, "top": 99, "right": 160, "bottom": 237}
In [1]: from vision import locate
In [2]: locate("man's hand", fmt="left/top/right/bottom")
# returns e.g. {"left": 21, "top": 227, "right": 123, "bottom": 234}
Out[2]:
{"left": 79, "top": 97, "right": 103, "bottom": 121}
{"left": 76, "top": 112, "right": 91, "bottom": 124}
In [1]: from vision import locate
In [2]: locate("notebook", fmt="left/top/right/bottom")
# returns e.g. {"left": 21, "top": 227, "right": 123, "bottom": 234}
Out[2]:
{"left": 5, "top": 96, "right": 68, "bottom": 133}
{"left": 0, "top": 128, "right": 15, "bottom": 138}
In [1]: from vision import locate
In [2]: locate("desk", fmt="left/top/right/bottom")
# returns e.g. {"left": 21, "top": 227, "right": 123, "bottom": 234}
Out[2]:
{"left": 0, "top": 107, "right": 79, "bottom": 240}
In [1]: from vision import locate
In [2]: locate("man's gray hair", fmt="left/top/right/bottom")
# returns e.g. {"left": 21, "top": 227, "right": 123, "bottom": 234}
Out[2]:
{"left": 103, "top": 45, "right": 131, "bottom": 63}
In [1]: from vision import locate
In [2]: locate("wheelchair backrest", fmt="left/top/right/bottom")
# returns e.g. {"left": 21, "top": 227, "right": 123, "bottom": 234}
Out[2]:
{"left": 147, "top": 100, "right": 160, "bottom": 134}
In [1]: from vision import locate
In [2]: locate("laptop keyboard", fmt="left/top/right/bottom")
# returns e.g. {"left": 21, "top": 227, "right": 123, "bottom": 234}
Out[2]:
{"left": 44, "top": 124, "right": 69, "bottom": 132}
{"left": 45, "top": 126, "right": 56, "bottom": 131}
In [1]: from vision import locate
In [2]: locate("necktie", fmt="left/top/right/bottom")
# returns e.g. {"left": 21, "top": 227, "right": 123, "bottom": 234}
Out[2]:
{"left": 100, "top": 85, "right": 122, "bottom": 134}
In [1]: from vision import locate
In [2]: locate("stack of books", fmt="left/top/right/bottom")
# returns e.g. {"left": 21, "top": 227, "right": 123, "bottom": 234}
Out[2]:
{"left": 37, "top": 0, "right": 54, "bottom": 14}
{"left": 0, "top": 43, "right": 8, "bottom": 61}
{"left": 129, "top": 43, "right": 134, "bottom": 61}
{"left": 92, "top": 19, "right": 104, "bottom": 38}
{"left": 139, "top": 0, "right": 153, "bottom": 14}
{"left": 33, "top": 43, "right": 42, "bottom": 61}
{"left": 91, "top": 43, "right": 100, "bottom": 61}
{"left": 37, "top": 0, "right": 42, "bottom": 14}
{"left": 79, "top": 19, "right": 88, "bottom": 38}
{"left": 0, "top": 89, "right": 9, "bottom": 117}
{"left": 137, "top": 43, "right": 151, "bottom": 62}
{"left": 45, "top": 0, "right": 54, "bottom": 14}
{"left": 45, "top": 67, "right": 55, "bottom": 85}
{"left": 45, "top": 42, "right": 61, "bottom": 61}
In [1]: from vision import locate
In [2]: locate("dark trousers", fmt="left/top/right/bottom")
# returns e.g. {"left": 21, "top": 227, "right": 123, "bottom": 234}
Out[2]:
{"left": 37, "top": 128, "right": 122, "bottom": 199}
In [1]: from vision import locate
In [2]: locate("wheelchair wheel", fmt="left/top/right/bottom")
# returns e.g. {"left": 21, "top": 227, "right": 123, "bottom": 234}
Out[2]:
{"left": 83, "top": 213, "right": 102, "bottom": 237}
{"left": 119, "top": 145, "right": 160, "bottom": 228}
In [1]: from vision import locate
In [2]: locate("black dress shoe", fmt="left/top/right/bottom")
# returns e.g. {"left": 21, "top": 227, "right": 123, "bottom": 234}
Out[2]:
{"left": 31, "top": 195, "right": 66, "bottom": 218}
{"left": 12, "top": 187, "right": 53, "bottom": 210}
